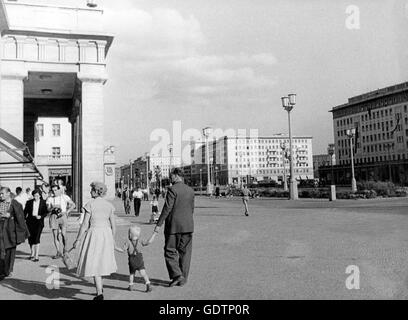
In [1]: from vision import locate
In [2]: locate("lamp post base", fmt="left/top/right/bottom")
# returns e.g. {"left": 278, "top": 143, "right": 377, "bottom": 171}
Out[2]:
{"left": 206, "top": 184, "right": 213, "bottom": 196}
{"left": 351, "top": 179, "right": 357, "bottom": 193}
{"left": 289, "top": 181, "right": 298, "bottom": 200}
{"left": 329, "top": 185, "right": 337, "bottom": 201}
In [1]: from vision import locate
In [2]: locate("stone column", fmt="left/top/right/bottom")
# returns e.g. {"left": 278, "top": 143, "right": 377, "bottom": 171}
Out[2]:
{"left": 0, "top": 61, "right": 28, "bottom": 190}
{"left": 77, "top": 73, "right": 106, "bottom": 205}
{"left": 0, "top": 62, "right": 27, "bottom": 139}
{"left": 70, "top": 100, "right": 82, "bottom": 208}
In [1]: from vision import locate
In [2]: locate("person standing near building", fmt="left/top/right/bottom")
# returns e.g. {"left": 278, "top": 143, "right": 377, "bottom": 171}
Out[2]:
{"left": 47, "top": 185, "right": 76, "bottom": 259}
{"left": 24, "top": 189, "right": 48, "bottom": 262}
{"left": 145, "top": 168, "right": 195, "bottom": 287}
{"left": 0, "top": 187, "right": 30, "bottom": 281}
{"left": 132, "top": 187, "right": 143, "bottom": 217}
{"left": 15, "top": 187, "right": 29, "bottom": 210}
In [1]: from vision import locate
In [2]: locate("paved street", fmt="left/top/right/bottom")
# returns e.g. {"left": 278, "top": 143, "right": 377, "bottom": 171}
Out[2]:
{"left": 1, "top": 196, "right": 408, "bottom": 300}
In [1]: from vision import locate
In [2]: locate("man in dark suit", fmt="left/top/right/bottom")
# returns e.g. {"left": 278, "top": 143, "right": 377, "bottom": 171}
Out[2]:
{"left": 145, "top": 168, "right": 195, "bottom": 287}
{"left": 0, "top": 187, "right": 30, "bottom": 280}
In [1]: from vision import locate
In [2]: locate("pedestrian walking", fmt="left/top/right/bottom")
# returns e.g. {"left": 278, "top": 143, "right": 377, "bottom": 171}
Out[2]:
{"left": 149, "top": 195, "right": 160, "bottom": 224}
{"left": 24, "top": 189, "right": 48, "bottom": 262}
{"left": 0, "top": 187, "right": 30, "bottom": 281}
{"left": 116, "top": 225, "right": 153, "bottom": 293}
{"left": 132, "top": 187, "right": 143, "bottom": 217}
{"left": 146, "top": 168, "right": 195, "bottom": 287}
{"left": 73, "top": 182, "right": 118, "bottom": 300}
{"left": 122, "top": 186, "right": 131, "bottom": 215}
{"left": 242, "top": 185, "right": 251, "bottom": 217}
{"left": 46, "top": 185, "right": 76, "bottom": 259}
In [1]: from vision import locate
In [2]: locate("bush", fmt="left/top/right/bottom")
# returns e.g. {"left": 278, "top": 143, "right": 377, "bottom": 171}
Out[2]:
{"left": 357, "top": 181, "right": 396, "bottom": 197}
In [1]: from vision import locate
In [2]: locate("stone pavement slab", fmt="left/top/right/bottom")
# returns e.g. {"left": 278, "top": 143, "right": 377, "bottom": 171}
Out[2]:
{"left": 1, "top": 197, "right": 408, "bottom": 300}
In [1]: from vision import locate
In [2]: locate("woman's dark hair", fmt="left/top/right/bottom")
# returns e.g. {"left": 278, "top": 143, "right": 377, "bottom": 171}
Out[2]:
{"left": 32, "top": 189, "right": 41, "bottom": 197}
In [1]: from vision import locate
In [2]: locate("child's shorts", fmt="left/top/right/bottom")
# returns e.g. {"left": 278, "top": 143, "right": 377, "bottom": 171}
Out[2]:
{"left": 129, "top": 253, "right": 145, "bottom": 273}
{"left": 152, "top": 206, "right": 159, "bottom": 213}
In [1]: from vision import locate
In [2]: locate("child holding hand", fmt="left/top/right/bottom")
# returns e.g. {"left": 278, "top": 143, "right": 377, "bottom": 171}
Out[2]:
{"left": 115, "top": 225, "right": 154, "bottom": 292}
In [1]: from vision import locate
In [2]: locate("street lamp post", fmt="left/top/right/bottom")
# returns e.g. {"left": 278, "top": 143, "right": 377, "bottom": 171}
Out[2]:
{"left": 281, "top": 94, "right": 298, "bottom": 200}
{"left": 346, "top": 128, "right": 357, "bottom": 193}
{"left": 385, "top": 143, "right": 393, "bottom": 182}
{"left": 203, "top": 127, "right": 213, "bottom": 196}
{"left": 144, "top": 152, "right": 150, "bottom": 191}
{"left": 199, "top": 168, "right": 203, "bottom": 195}
{"left": 280, "top": 142, "right": 288, "bottom": 192}
{"left": 328, "top": 143, "right": 336, "bottom": 201}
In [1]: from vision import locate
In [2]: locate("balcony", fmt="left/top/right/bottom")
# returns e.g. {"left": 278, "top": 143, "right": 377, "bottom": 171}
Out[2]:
{"left": 35, "top": 155, "right": 72, "bottom": 166}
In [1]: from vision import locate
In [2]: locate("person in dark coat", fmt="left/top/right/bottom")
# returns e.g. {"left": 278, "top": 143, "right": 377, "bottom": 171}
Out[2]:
{"left": 24, "top": 189, "right": 48, "bottom": 262}
{"left": 0, "top": 187, "right": 30, "bottom": 280}
{"left": 145, "top": 168, "right": 195, "bottom": 287}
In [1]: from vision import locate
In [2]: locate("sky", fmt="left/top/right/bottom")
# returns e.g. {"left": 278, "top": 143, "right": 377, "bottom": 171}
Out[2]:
{"left": 91, "top": 0, "right": 408, "bottom": 165}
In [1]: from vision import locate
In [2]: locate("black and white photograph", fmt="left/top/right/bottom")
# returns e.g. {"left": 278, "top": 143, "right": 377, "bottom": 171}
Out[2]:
{"left": 1, "top": 0, "right": 408, "bottom": 308}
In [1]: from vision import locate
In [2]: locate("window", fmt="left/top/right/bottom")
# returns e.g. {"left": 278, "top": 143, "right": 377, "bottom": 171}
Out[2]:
{"left": 52, "top": 124, "right": 61, "bottom": 137}
{"left": 36, "top": 124, "right": 44, "bottom": 137}
{"left": 52, "top": 147, "right": 61, "bottom": 158}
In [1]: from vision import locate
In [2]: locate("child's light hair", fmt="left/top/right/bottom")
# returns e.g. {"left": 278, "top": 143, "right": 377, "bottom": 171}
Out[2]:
{"left": 129, "top": 225, "right": 141, "bottom": 240}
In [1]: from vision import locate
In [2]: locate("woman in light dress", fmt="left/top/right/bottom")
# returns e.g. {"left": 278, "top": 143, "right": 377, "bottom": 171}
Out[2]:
{"left": 73, "top": 182, "right": 118, "bottom": 300}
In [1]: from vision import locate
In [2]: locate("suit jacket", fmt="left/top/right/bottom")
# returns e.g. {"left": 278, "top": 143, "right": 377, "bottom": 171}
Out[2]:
{"left": 24, "top": 199, "right": 48, "bottom": 227}
{"left": 1, "top": 199, "right": 30, "bottom": 249}
{"left": 157, "top": 181, "right": 195, "bottom": 235}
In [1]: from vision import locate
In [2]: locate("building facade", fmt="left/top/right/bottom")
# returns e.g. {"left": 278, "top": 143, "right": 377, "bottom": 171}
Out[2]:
{"left": 185, "top": 135, "right": 314, "bottom": 187}
{"left": 321, "top": 81, "right": 408, "bottom": 185}
{"left": 0, "top": 0, "right": 115, "bottom": 206}
{"left": 35, "top": 117, "right": 72, "bottom": 190}
{"left": 118, "top": 154, "right": 182, "bottom": 190}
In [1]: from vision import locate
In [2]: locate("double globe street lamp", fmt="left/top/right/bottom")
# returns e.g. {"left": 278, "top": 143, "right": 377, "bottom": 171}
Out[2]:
{"left": 327, "top": 143, "right": 336, "bottom": 201}
{"left": 202, "top": 127, "right": 213, "bottom": 196}
{"left": 346, "top": 128, "right": 357, "bottom": 193}
{"left": 281, "top": 94, "right": 298, "bottom": 200}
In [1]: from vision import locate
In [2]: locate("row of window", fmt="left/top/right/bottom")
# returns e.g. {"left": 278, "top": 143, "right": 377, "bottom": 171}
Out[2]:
{"left": 339, "top": 153, "right": 407, "bottom": 165}
{"left": 336, "top": 106, "right": 408, "bottom": 128}
{"left": 234, "top": 139, "right": 309, "bottom": 144}
{"left": 36, "top": 124, "right": 61, "bottom": 137}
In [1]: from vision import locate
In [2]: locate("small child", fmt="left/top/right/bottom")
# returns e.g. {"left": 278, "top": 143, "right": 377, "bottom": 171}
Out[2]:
{"left": 115, "top": 225, "right": 154, "bottom": 292}
{"left": 149, "top": 195, "right": 160, "bottom": 224}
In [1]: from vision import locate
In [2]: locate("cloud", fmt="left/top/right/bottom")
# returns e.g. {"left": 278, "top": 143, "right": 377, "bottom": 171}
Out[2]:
{"left": 103, "top": 2, "right": 278, "bottom": 106}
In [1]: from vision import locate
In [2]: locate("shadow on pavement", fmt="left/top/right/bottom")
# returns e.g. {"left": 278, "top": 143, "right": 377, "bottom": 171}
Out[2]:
{"left": 108, "top": 273, "right": 170, "bottom": 287}
{"left": 0, "top": 278, "right": 86, "bottom": 300}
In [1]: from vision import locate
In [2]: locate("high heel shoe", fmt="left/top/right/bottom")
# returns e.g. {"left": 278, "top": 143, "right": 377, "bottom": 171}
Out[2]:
{"left": 93, "top": 294, "right": 104, "bottom": 300}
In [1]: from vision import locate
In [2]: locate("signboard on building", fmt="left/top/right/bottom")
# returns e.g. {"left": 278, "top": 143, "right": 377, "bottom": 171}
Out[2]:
{"left": 49, "top": 168, "right": 72, "bottom": 177}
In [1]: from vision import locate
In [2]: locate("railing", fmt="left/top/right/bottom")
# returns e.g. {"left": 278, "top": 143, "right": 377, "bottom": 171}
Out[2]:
{"left": 35, "top": 155, "right": 72, "bottom": 165}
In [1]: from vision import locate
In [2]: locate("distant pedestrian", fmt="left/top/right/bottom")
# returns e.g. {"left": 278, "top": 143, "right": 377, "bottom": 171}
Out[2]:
{"left": 25, "top": 188, "right": 33, "bottom": 201}
{"left": 143, "top": 188, "right": 149, "bottom": 201}
{"left": 47, "top": 185, "right": 76, "bottom": 259}
{"left": 132, "top": 188, "right": 143, "bottom": 217}
{"left": 40, "top": 183, "right": 50, "bottom": 201}
{"left": 149, "top": 195, "right": 160, "bottom": 224}
{"left": 155, "top": 188, "right": 161, "bottom": 199}
{"left": 73, "top": 182, "right": 118, "bottom": 300}
{"left": 242, "top": 185, "right": 251, "bottom": 217}
{"left": 24, "top": 189, "right": 48, "bottom": 262}
{"left": 146, "top": 168, "right": 195, "bottom": 287}
{"left": 15, "top": 187, "right": 29, "bottom": 210}
{"left": 122, "top": 186, "right": 131, "bottom": 215}
{"left": 0, "top": 187, "right": 30, "bottom": 281}
{"left": 215, "top": 186, "right": 220, "bottom": 199}
{"left": 116, "top": 225, "right": 153, "bottom": 293}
